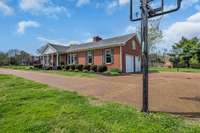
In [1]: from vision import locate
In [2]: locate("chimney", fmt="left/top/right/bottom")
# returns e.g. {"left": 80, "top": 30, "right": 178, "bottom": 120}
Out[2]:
{"left": 93, "top": 36, "right": 102, "bottom": 42}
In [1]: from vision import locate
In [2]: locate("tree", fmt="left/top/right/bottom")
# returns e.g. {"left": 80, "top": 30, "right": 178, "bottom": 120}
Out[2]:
{"left": 169, "top": 37, "right": 200, "bottom": 68}
{"left": 137, "top": 17, "right": 163, "bottom": 53}
{"left": 0, "top": 52, "right": 9, "bottom": 66}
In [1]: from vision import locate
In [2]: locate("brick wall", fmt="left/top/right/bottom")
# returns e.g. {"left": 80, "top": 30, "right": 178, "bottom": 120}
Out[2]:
{"left": 93, "top": 49, "right": 103, "bottom": 65}
{"left": 78, "top": 51, "right": 86, "bottom": 65}
{"left": 122, "top": 36, "right": 141, "bottom": 72}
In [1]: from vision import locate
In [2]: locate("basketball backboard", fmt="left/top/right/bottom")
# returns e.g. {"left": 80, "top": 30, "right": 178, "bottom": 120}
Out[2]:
{"left": 130, "top": 0, "right": 182, "bottom": 21}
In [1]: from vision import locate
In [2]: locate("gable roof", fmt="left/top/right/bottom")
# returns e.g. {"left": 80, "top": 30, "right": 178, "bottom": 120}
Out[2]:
{"left": 39, "top": 43, "right": 69, "bottom": 54}
{"left": 40, "top": 33, "right": 137, "bottom": 54}
{"left": 66, "top": 33, "right": 136, "bottom": 52}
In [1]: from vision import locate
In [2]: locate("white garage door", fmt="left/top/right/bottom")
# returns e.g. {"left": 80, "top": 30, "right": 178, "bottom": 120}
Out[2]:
{"left": 126, "top": 55, "right": 134, "bottom": 73}
{"left": 135, "top": 56, "right": 141, "bottom": 72}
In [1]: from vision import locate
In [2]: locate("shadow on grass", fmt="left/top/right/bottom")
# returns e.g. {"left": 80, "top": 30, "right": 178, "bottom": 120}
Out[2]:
{"left": 151, "top": 111, "right": 200, "bottom": 119}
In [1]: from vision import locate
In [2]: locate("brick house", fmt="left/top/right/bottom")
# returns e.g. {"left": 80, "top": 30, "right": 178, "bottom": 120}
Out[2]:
{"left": 39, "top": 33, "right": 141, "bottom": 73}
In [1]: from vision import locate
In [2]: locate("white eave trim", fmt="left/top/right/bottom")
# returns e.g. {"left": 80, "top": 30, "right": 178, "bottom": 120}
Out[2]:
{"left": 41, "top": 44, "right": 58, "bottom": 55}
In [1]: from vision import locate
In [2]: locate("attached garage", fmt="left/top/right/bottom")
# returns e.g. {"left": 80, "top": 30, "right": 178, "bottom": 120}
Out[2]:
{"left": 125, "top": 54, "right": 141, "bottom": 73}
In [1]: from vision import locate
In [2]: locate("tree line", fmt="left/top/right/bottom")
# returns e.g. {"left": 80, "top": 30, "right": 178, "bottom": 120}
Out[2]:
{"left": 169, "top": 37, "right": 200, "bottom": 68}
{"left": 0, "top": 49, "right": 38, "bottom": 66}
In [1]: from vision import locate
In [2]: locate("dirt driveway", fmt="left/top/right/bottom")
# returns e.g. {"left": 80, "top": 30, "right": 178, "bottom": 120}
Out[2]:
{"left": 0, "top": 68, "right": 200, "bottom": 119}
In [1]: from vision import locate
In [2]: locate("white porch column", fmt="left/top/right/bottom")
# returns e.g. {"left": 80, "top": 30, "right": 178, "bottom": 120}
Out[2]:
{"left": 56, "top": 53, "right": 59, "bottom": 67}
{"left": 47, "top": 55, "right": 49, "bottom": 66}
{"left": 42, "top": 55, "right": 45, "bottom": 66}
{"left": 51, "top": 54, "right": 54, "bottom": 66}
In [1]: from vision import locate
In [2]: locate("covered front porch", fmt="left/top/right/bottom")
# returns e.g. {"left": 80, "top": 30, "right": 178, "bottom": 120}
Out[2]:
{"left": 41, "top": 53, "right": 60, "bottom": 68}
{"left": 39, "top": 43, "right": 67, "bottom": 68}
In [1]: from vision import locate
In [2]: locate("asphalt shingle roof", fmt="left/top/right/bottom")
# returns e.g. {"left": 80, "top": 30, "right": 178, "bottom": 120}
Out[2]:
{"left": 41, "top": 33, "right": 136, "bottom": 54}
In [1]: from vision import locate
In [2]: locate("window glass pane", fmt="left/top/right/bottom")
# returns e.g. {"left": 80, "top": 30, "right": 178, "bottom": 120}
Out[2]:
{"left": 87, "top": 51, "right": 93, "bottom": 64}
{"left": 105, "top": 49, "right": 112, "bottom": 63}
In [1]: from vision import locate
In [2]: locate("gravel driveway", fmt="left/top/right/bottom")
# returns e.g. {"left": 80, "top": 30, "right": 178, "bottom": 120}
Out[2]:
{"left": 0, "top": 68, "right": 200, "bottom": 119}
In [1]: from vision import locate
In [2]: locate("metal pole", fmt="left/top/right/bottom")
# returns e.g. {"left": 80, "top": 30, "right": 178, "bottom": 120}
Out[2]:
{"left": 141, "top": 0, "right": 149, "bottom": 113}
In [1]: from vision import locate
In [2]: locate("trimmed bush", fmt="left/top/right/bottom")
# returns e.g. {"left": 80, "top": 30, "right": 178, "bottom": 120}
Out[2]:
{"left": 190, "top": 64, "right": 200, "bottom": 69}
{"left": 75, "top": 64, "right": 83, "bottom": 71}
{"left": 61, "top": 65, "right": 65, "bottom": 70}
{"left": 33, "top": 64, "right": 43, "bottom": 69}
{"left": 90, "top": 70, "right": 95, "bottom": 73}
{"left": 177, "top": 63, "right": 187, "bottom": 68}
{"left": 74, "top": 69, "right": 79, "bottom": 72}
{"left": 69, "top": 65, "right": 76, "bottom": 71}
{"left": 97, "top": 65, "right": 107, "bottom": 73}
{"left": 43, "top": 66, "right": 52, "bottom": 70}
{"left": 90, "top": 65, "right": 97, "bottom": 72}
{"left": 65, "top": 65, "right": 70, "bottom": 71}
{"left": 57, "top": 66, "right": 62, "bottom": 70}
{"left": 83, "top": 65, "right": 91, "bottom": 71}
{"left": 83, "top": 69, "right": 88, "bottom": 73}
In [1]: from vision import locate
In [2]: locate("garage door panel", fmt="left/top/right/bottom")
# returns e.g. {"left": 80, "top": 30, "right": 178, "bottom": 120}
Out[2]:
{"left": 126, "top": 55, "right": 134, "bottom": 73}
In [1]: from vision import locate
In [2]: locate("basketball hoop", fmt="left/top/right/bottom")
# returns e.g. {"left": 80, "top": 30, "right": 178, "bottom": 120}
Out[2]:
{"left": 130, "top": 0, "right": 182, "bottom": 113}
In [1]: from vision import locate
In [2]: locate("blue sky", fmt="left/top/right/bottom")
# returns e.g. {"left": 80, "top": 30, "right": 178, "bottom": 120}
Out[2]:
{"left": 0, "top": 0, "right": 200, "bottom": 55}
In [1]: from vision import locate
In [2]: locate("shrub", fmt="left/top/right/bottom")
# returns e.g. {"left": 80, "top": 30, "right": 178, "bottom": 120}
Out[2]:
{"left": 90, "top": 70, "right": 95, "bottom": 73}
{"left": 90, "top": 65, "right": 97, "bottom": 72}
{"left": 74, "top": 69, "right": 79, "bottom": 72}
{"left": 57, "top": 66, "right": 62, "bottom": 70}
{"left": 69, "top": 65, "right": 76, "bottom": 71}
{"left": 33, "top": 64, "right": 42, "bottom": 69}
{"left": 43, "top": 66, "right": 52, "bottom": 70}
{"left": 177, "top": 63, "right": 187, "bottom": 68}
{"left": 65, "top": 65, "right": 70, "bottom": 71}
{"left": 83, "top": 69, "right": 88, "bottom": 73}
{"left": 75, "top": 64, "right": 83, "bottom": 71}
{"left": 61, "top": 65, "right": 65, "bottom": 70}
{"left": 83, "top": 65, "right": 91, "bottom": 71}
{"left": 97, "top": 65, "right": 107, "bottom": 73}
{"left": 190, "top": 64, "right": 200, "bottom": 69}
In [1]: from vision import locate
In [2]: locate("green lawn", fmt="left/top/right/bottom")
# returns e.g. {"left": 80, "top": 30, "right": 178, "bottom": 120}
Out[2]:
{"left": 0, "top": 65, "right": 97, "bottom": 77}
{"left": 150, "top": 67, "right": 200, "bottom": 73}
{"left": 0, "top": 75, "right": 199, "bottom": 133}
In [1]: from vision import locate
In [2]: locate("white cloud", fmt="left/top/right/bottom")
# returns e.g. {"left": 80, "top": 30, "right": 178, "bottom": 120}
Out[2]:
{"left": 163, "top": 11, "right": 200, "bottom": 48}
{"left": 106, "top": 1, "right": 118, "bottom": 15}
{"left": 125, "top": 25, "right": 136, "bottom": 34}
{"left": 19, "top": 0, "right": 70, "bottom": 17}
{"left": 0, "top": 0, "right": 13, "bottom": 16}
{"left": 181, "top": 0, "right": 199, "bottom": 9}
{"left": 76, "top": 0, "right": 90, "bottom": 7}
{"left": 17, "top": 20, "right": 40, "bottom": 34}
{"left": 106, "top": 0, "right": 129, "bottom": 15}
{"left": 118, "top": 0, "right": 129, "bottom": 5}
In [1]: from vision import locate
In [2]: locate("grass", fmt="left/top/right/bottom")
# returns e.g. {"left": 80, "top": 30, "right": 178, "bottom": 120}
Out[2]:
{"left": 44, "top": 70, "right": 97, "bottom": 77}
{"left": 150, "top": 67, "right": 200, "bottom": 73}
{"left": 0, "top": 65, "right": 97, "bottom": 77}
{"left": 1, "top": 65, "right": 32, "bottom": 70}
{"left": 0, "top": 74, "right": 199, "bottom": 133}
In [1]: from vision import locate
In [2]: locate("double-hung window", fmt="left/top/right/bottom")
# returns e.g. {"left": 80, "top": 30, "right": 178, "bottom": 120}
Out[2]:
{"left": 68, "top": 53, "right": 77, "bottom": 64}
{"left": 87, "top": 50, "right": 93, "bottom": 64}
{"left": 105, "top": 49, "right": 113, "bottom": 64}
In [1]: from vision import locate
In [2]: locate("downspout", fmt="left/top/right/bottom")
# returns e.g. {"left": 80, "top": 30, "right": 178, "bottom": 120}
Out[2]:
{"left": 56, "top": 52, "right": 59, "bottom": 67}
{"left": 120, "top": 46, "right": 123, "bottom": 72}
